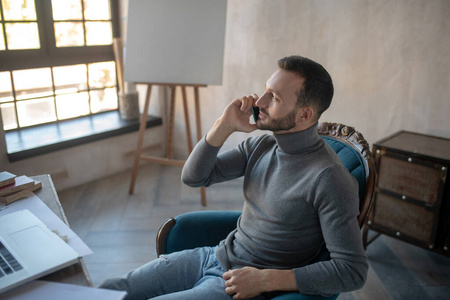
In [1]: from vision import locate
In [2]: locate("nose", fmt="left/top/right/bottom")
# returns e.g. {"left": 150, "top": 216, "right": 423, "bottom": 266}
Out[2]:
{"left": 255, "top": 92, "right": 269, "bottom": 108}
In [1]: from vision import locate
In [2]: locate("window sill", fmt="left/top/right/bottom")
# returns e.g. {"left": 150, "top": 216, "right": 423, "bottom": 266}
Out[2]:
{"left": 5, "top": 111, "right": 162, "bottom": 162}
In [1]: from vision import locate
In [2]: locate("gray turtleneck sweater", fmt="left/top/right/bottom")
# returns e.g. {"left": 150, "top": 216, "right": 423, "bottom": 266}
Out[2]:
{"left": 181, "top": 124, "right": 368, "bottom": 296}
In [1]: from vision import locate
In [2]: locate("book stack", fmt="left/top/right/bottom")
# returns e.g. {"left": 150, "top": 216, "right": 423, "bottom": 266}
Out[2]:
{"left": 0, "top": 172, "right": 42, "bottom": 204}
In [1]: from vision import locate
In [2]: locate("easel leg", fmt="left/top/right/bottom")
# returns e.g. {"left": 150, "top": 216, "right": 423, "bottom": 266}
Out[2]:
{"left": 129, "top": 84, "right": 152, "bottom": 194}
{"left": 129, "top": 84, "right": 207, "bottom": 206}
{"left": 194, "top": 87, "right": 207, "bottom": 206}
{"left": 167, "top": 86, "right": 176, "bottom": 159}
{"left": 182, "top": 86, "right": 193, "bottom": 152}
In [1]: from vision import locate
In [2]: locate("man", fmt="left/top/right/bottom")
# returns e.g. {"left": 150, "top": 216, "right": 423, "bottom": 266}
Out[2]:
{"left": 100, "top": 55, "right": 368, "bottom": 299}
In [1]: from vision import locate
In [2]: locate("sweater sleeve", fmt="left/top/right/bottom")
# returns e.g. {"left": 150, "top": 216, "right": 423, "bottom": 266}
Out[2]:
{"left": 181, "top": 136, "right": 250, "bottom": 187}
{"left": 293, "top": 166, "right": 368, "bottom": 296}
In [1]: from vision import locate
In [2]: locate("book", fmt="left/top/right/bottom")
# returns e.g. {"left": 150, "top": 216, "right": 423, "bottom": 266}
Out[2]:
{"left": 0, "top": 180, "right": 42, "bottom": 204}
{"left": 0, "top": 175, "right": 35, "bottom": 196}
{"left": 0, "top": 171, "right": 16, "bottom": 188}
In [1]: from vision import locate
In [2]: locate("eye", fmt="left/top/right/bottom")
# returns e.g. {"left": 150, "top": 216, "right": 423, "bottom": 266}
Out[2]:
{"left": 271, "top": 93, "right": 279, "bottom": 102}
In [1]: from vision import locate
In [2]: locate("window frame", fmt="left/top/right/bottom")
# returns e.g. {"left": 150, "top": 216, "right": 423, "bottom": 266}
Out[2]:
{"left": 0, "top": 0, "right": 120, "bottom": 71}
{"left": 0, "top": 0, "right": 120, "bottom": 131}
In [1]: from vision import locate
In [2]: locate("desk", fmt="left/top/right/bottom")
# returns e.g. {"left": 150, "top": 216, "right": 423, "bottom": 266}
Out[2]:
{"left": 31, "top": 174, "right": 93, "bottom": 286}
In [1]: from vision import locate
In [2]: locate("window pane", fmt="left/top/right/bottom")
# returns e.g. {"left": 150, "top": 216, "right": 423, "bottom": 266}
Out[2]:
{"left": 88, "top": 61, "right": 116, "bottom": 88}
{"left": 90, "top": 87, "right": 117, "bottom": 113}
{"left": 53, "top": 64, "right": 88, "bottom": 94}
{"left": 2, "top": 0, "right": 36, "bottom": 21}
{"left": 54, "top": 22, "right": 84, "bottom": 47}
{"left": 56, "top": 92, "right": 90, "bottom": 119}
{"left": 51, "top": 0, "right": 82, "bottom": 21}
{"left": 16, "top": 97, "right": 57, "bottom": 127}
{"left": 13, "top": 68, "right": 52, "bottom": 100}
{"left": 5, "top": 22, "right": 40, "bottom": 49}
{"left": 0, "top": 103, "right": 17, "bottom": 130}
{"left": 84, "top": 0, "right": 110, "bottom": 20}
{"left": 0, "top": 26, "right": 5, "bottom": 50}
{"left": 85, "top": 21, "right": 112, "bottom": 46}
{"left": 0, "top": 72, "right": 13, "bottom": 102}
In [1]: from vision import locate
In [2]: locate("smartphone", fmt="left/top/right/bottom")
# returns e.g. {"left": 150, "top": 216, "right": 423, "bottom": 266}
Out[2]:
{"left": 251, "top": 106, "right": 260, "bottom": 123}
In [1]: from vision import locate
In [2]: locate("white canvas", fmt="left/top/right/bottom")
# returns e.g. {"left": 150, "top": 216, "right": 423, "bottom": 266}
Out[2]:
{"left": 124, "top": 0, "right": 227, "bottom": 85}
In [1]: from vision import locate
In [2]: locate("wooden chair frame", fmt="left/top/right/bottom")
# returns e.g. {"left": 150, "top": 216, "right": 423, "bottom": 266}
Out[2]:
{"left": 317, "top": 122, "right": 377, "bottom": 227}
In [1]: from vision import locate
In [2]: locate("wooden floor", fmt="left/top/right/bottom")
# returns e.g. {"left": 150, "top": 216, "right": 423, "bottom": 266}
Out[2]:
{"left": 58, "top": 164, "right": 450, "bottom": 299}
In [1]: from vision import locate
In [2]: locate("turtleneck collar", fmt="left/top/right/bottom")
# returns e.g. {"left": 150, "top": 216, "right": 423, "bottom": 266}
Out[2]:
{"left": 273, "top": 123, "right": 323, "bottom": 154}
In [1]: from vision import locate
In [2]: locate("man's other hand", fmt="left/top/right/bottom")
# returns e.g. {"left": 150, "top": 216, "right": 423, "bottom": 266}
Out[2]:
{"left": 223, "top": 266, "right": 267, "bottom": 300}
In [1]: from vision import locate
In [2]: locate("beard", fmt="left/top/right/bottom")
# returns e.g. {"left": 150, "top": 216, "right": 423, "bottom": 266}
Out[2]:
{"left": 256, "top": 107, "right": 297, "bottom": 132}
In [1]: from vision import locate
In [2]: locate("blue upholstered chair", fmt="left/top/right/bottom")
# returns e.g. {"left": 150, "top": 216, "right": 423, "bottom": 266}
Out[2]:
{"left": 156, "top": 122, "right": 376, "bottom": 300}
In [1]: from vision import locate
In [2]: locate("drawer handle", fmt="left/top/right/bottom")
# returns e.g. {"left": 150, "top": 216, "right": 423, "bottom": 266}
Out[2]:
{"left": 402, "top": 195, "right": 407, "bottom": 200}
{"left": 408, "top": 157, "right": 413, "bottom": 162}
{"left": 396, "top": 232, "right": 401, "bottom": 236}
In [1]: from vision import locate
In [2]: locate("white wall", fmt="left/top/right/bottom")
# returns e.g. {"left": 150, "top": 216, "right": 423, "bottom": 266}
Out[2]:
{"left": 172, "top": 0, "right": 450, "bottom": 156}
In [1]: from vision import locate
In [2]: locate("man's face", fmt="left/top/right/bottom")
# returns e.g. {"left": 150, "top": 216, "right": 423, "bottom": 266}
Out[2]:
{"left": 255, "top": 69, "right": 305, "bottom": 133}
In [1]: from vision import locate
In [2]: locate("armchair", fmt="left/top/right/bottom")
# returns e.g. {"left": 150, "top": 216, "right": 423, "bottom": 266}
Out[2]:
{"left": 156, "top": 122, "right": 376, "bottom": 300}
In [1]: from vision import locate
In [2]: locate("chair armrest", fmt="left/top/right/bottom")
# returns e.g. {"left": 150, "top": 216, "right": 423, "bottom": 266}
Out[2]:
{"left": 156, "top": 210, "right": 241, "bottom": 256}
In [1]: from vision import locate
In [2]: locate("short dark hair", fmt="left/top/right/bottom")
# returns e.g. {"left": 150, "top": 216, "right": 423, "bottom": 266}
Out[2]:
{"left": 277, "top": 55, "right": 333, "bottom": 119}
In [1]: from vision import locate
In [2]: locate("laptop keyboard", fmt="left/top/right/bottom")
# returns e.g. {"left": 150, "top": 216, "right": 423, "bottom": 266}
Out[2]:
{"left": 0, "top": 241, "right": 23, "bottom": 278}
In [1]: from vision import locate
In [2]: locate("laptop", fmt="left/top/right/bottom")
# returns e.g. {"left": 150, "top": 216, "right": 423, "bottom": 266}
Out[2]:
{"left": 0, "top": 209, "right": 79, "bottom": 294}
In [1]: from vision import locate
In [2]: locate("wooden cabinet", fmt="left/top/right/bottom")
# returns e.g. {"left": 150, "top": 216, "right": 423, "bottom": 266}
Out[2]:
{"left": 363, "top": 131, "right": 450, "bottom": 256}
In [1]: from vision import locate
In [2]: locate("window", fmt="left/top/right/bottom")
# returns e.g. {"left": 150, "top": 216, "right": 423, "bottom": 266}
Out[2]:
{"left": 0, "top": 0, "right": 119, "bottom": 131}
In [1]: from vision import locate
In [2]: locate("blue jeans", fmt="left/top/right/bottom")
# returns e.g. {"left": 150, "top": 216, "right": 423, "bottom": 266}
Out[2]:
{"left": 99, "top": 246, "right": 234, "bottom": 300}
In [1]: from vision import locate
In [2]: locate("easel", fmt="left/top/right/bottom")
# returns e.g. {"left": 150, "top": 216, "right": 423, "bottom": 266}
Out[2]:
{"left": 128, "top": 83, "right": 207, "bottom": 206}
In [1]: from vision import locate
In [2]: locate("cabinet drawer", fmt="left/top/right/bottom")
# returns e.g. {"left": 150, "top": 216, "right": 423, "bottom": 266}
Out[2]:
{"left": 372, "top": 193, "right": 436, "bottom": 245}
{"left": 377, "top": 155, "right": 444, "bottom": 206}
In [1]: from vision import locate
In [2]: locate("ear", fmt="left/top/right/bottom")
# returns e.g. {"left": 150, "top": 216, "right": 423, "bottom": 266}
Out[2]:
{"left": 296, "top": 106, "right": 314, "bottom": 122}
